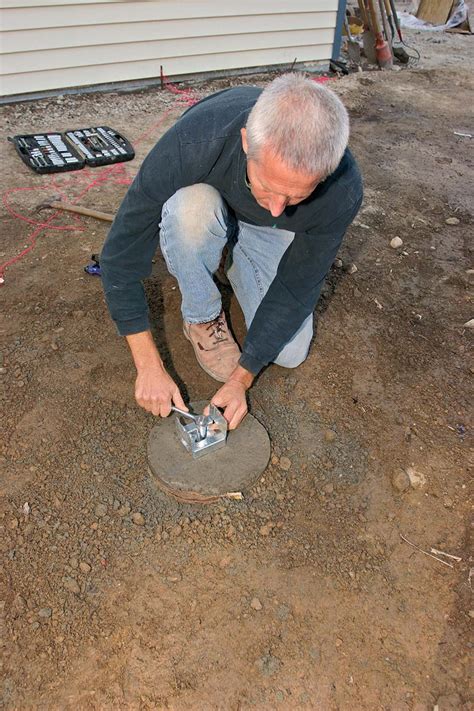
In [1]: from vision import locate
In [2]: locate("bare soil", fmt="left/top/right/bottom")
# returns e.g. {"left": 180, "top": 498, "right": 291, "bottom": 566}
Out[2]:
{"left": 1, "top": 31, "right": 473, "bottom": 710}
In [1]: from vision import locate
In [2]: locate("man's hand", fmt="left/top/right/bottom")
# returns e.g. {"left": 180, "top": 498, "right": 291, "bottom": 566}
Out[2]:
{"left": 126, "top": 330, "right": 187, "bottom": 418}
{"left": 210, "top": 365, "right": 254, "bottom": 430}
{"left": 135, "top": 366, "right": 187, "bottom": 418}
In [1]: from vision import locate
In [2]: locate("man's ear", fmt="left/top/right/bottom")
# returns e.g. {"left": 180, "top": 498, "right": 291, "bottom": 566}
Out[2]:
{"left": 240, "top": 127, "right": 248, "bottom": 155}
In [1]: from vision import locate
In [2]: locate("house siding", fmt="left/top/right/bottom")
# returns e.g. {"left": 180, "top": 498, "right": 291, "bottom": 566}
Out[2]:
{"left": 0, "top": 1, "right": 340, "bottom": 97}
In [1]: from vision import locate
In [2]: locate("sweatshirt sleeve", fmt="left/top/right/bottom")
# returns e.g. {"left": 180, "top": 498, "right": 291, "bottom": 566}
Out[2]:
{"left": 239, "top": 195, "right": 363, "bottom": 375}
{"left": 100, "top": 126, "right": 182, "bottom": 336}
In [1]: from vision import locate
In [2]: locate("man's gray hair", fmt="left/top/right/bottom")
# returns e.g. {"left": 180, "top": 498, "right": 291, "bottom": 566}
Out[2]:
{"left": 245, "top": 73, "right": 349, "bottom": 179}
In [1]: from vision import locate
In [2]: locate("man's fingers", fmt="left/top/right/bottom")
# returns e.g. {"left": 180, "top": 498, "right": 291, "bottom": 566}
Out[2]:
{"left": 172, "top": 389, "right": 188, "bottom": 412}
{"left": 228, "top": 405, "right": 248, "bottom": 430}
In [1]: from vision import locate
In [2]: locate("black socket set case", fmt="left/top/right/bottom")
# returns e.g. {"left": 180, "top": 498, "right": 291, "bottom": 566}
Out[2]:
{"left": 9, "top": 126, "right": 135, "bottom": 174}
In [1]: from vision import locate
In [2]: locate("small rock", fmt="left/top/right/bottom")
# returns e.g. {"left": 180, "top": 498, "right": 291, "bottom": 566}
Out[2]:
{"left": 271, "top": 455, "right": 280, "bottom": 466}
{"left": 463, "top": 318, "right": 474, "bottom": 329}
{"left": 334, "top": 257, "right": 343, "bottom": 268}
{"left": 279, "top": 456, "right": 291, "bottom": 471}
{"left": 94, "top": 503, "right": 107, "bottom": 518}
{"left": 117, "top": 503, "right": 131, "bottom": 517}
{"left": 445, "top": 217, "right": 460, "bottom": 225}
{"left": 69, "top": 557, "right": 78, "bottom": 569}
{"left": 391, "top": 469, "right": 410, "bottom": 493}
{"left": 347, "top": 263, "right": 358, "bottom": 274}
{"left": 323, "top": 482, "right": 334, "bottom": 495}
{"left": 390, "top": 236, "right": 403, "bottom": 249}
{"left": 250, "top": 597, "right": 263, "bottom": 611}
{"left": 38, "top": 607, "right": 52, "bottom": 618}
{"left": 435, "top": 693, "right": 462, "bottom": 710}
{"left": 406, "top": 467, "right": 426, "bottom": 489}
{"left": 11, "top": 594, "right": 27, "bottom": 617}
{"left": 63, "top": 577, "right": 80, "bottom": 594}
{"left": 324, "top": 429, "right": 336, "bottom": 443}
{"left": 79, "top": 562, "right": 91, "bottom": 573}
{"left": 335, "top": 638, "right": 343, "bottom": 647}
{"left": 443, "top": 497, "right": 454, "bottom": 509}
{"left": 259, "top": 522, "right": 274, "bottom": 537}
{"left": 276, "top": 604, "right": 290, "bottom": 621}
{"left": 131, "top": 512, "right": 145, "bottom": 526}
{"left": 170, "top": 524, "right": 182, "bottom": 538}
{"left": 30, "top": 621, "right": 40, "bottom": 631}
{"left": 22, "top": 502, "right": 30, "bottom": 516}
{"left": 255, "top": 653, "right": 281, "bottom": 677}
{"left": 468, "top": 610, "right": 474, "bottom": 619}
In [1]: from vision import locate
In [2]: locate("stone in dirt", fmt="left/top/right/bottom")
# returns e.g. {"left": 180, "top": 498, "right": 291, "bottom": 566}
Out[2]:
{"left": 94, "top": 503, "right": 107, "bottom": 518}
{"left": 279, "top": 456, "right": 291, "bottom": 471}
{"left": 390, "top": 236, "right": 403, "bottom": 248}
{"left": 391, "top": 469, "right": 411, "bottom": 492}
{"left": 79, "top": 562, "right": 91, "bottom": 573}
{"left": 250, "top": 597, "right": 263, "bottom": 611}
{"left": 38, "top": 607, "right": 52, "bottom": 618}
{"left": 259, "top": 522, "right": 274, "bottom": 537}
{"left": 445, "top": 217, "right": 460, "bottom": 225}
{"left": 324, "top": 429, "right": 336, "bottom": 443}
{"left": 406, "top": 467, "right": 426, "bottom": 489}
{"left": 435, "top": 693, "right": 462, "bottom": 710}
{"left": 63, "top": 577, "right": 80, "bottom": 594}
{"left": 131, "top": 512, "right": 145, "bottom": 526}
{"left": 255, "top": 653, "right": 282, "bottom": 677}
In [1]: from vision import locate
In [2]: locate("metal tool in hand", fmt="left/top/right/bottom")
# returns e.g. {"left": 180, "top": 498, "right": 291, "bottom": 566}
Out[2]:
{"left": 172, "top": 404, "right": 227, "bottom": 459}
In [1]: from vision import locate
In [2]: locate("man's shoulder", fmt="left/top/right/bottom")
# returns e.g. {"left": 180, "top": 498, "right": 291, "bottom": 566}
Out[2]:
{"left": 176, "top": 86, "right": 262, "bottom": 145}
{"left": 324, "top": 148, "right": 363, "bottom": 205}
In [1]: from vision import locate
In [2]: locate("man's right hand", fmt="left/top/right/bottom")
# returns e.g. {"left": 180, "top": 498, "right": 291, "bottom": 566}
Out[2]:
{"left": 126, "top": 330, "right": 188, "bottom": 418}
{"left": 135, "top": 366, "right": 187, "bottom": 417}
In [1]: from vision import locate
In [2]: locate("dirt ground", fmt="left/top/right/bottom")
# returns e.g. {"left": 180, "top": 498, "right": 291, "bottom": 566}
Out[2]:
{"left": 1, "top": 29, "right": 473, "bottom": 711}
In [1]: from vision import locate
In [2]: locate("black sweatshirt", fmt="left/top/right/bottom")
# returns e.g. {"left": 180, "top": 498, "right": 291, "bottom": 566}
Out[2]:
{"left": 100, "top": 86, "right": 363, "bottom": 375}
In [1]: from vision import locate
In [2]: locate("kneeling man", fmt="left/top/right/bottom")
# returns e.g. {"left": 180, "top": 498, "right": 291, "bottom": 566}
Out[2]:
{"left": 100, "top": 74, "right": 363, "bottom": 429}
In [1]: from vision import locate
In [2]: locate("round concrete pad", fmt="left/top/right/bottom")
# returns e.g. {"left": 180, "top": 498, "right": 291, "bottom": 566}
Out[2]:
{"left": 148, "top": 401, "right": 270, "bottom": 504}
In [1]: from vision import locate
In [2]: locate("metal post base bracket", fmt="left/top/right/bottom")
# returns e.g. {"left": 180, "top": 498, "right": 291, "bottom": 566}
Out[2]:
{"left": 173, "top": 404, "right": 227, "bottom": 459}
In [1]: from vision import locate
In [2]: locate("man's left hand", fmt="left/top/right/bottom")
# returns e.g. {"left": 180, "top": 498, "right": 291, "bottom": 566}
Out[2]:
{"left": 210, "top": 365, "right": 254, "bottom": 430}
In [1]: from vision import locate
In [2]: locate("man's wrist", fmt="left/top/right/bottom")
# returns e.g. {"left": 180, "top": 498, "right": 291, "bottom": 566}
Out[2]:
{"left": 227, "top": 364, "right": 254, "bottom": 390}
{"left": 126, "top": 331, "right": 165, "bottom": 373}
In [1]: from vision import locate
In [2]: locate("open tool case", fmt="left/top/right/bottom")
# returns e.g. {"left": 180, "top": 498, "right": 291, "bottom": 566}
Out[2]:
{"left": 9, "top": 126, "right": 134, "bottom": 175}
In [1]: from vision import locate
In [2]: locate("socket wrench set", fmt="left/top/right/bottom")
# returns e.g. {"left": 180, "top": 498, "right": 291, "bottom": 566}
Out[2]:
{"left": 9, "top": 126, "right": 134, "bottom": 174}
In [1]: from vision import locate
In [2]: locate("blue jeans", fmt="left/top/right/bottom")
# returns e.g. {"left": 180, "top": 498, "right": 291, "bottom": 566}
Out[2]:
{"left": 159, "top": 184, "right": 313, "bottom": 368}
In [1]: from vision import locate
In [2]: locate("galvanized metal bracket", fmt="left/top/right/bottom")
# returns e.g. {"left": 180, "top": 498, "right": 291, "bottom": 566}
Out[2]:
{"left": 174, "top": 404, "right": 227, "bottom": 459}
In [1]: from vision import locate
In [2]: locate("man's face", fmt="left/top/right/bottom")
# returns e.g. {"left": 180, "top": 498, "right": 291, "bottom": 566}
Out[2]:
{"left": 241, "top": 128, "right": 320, "bottom": 218}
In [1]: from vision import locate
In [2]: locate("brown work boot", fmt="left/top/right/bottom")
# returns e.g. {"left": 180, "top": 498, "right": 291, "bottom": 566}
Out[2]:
{"left": 183, "top": 311, "right": 240, "bottom": 382}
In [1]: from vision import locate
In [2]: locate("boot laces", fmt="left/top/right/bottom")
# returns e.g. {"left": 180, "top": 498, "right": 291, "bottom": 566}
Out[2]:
{"left": 207, "top": 315, "right": 228, "bottom": 344}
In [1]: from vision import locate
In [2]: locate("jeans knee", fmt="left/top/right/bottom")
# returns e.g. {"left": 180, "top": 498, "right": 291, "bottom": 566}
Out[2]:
{"left": 274, "top": 349, "right": 309, "bottom": 369}
{"left": 273, "top": 320, "right": 313, "bottom": 368}
{"left": 162, "top": 184, "right": 227, "bottom": 248}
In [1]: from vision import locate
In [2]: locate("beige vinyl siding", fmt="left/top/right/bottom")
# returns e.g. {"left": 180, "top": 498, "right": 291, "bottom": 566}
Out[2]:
{"left": 0, "top": 1, "right": 339, "bottom": 97}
